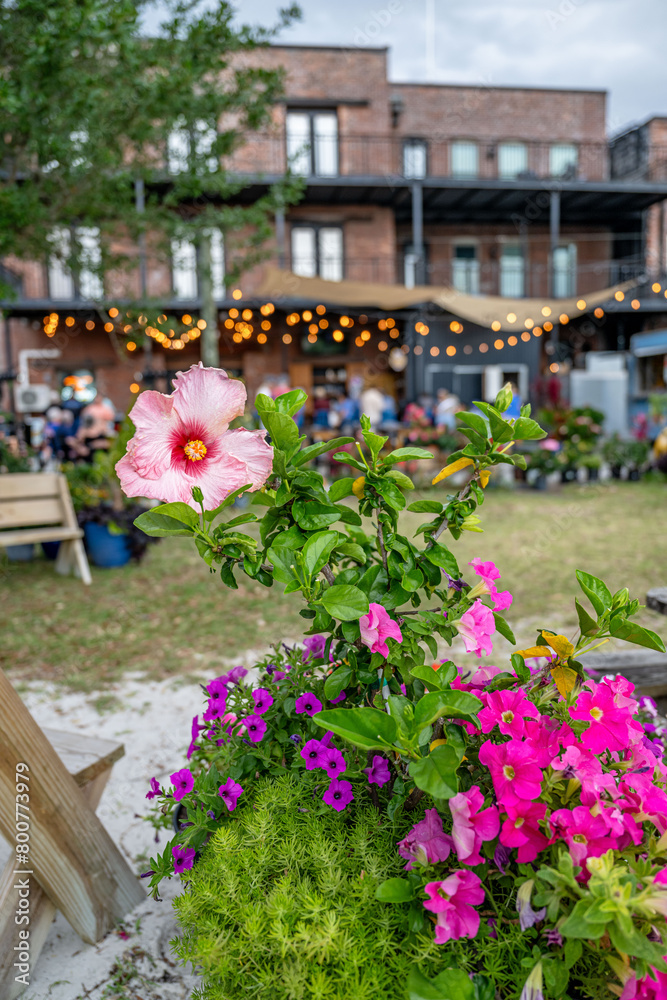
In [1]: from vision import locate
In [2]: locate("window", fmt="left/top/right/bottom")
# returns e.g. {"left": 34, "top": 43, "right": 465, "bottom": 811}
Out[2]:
{"left": 209, "top": 230, "right": 225, "bottom": 300}
{"left": 550, "top": 143, "right": 578, "bottom": 178}
{"left": 286, "top": 111, "right": 338, "bottom": 177}
{"left": 403, "top": 245, "right": 422, "bottom": 288}
{"left": 499, "top": 244, "right": 524, "bottom": 297}
{"left": 553, "top": 243, "right": 577, "bottom": 297}
{"left": 498, "top": 142, "right": 528, "bottom": 179}
{"left": 171, "top": 238, "right": 198, "bottom": 298}
{"left": 48, "top": 226, "right": 103, "bottom": 299}
{"left": 403, "top": 140, "right": 427, "bottom": 179}
{"left": 167, "top": 118, "right": 218, "bottom": 174}
{"left": 451, "top": 141, "right": 479, "bottom": 178}
{"left": 291, "top": 225, "right": 343, "bottom": 281}
{"left": 452, "top": 244, "right": 480, "bottom": 295}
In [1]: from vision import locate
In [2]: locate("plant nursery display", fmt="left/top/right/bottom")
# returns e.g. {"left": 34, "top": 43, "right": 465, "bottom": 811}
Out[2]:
{"left": 119, "top": 364, "right": 667, "bottom": 1000}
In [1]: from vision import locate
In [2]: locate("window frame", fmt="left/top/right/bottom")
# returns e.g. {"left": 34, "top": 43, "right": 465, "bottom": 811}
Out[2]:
{"left": 290, "top": 223, "right": 345, "bottom": 281}
{"left": 402, "top": 138, "right": 428, "bottom": 179}
{"left": 285, "top": 109, "right": 339, "bottom": 178}
{"left": 450, "top": 140, "right": 480, "bottom": 179}
{"left": 451, "top": 240, "right": 480, "bottom": 295}
{"left": 499, "top": 242, "right": 525, "bottom": 297}
{"left": 498, "top": 141, "right": 529, "bottom": 180}
{"left": 549, "top": 142, "right": 579, "bottom": 179}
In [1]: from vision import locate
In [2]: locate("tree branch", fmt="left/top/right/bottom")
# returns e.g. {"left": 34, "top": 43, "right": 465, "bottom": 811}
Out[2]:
{"left": 376, "top": 516, "right": 389, "bottom": 574}
{"left": 321, "top": 564, "right": 335, "bottom": 586}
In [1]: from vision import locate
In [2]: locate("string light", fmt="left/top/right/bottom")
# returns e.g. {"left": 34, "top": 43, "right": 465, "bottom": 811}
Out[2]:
{"left": 445, "top": 345, "right": 455, "bottom": 357}
{"left": 302, "top": 310, "right": 313, "bottom": 322}
{"left": 550, "top": 363, "right": 560, "bottom": 373}
{"left": 414, "top": 345, "right": 423, "bottom": 355}
{"left": 130, "top": 382, "right": 140, "bottom": 393}
{"left": 65, "top": 316, "right": 75, "bottom": 327}
{"left": 541, "top": 306, "right": 552, "bottom": 317}
{"left": 594, "top": 307, "right": 604, "bottom": 318}
{"left": 506, "top": 312, "right": 517, "bottom": 323}
{"left": 319, "top": 319, "right": 329, "bottom": 329}
{"left": 378, "top": 340, "right": 388, "bottom": 351}
{"left": 232, "top": 289, "right": 242, "bottom": 300}
{"left": 104, "top": 322, "right": 114, "bottom": 332}
{"left": 543, "top": 321, "right": 553, "bottom": 332}
{"left": 307, "top": 333, "right": 318, "bottom": 343}
{"left": 494, "top": 339, "right": 504, "bottom": 350}
{"left": 576, "top": 299, "right": 587, "bottom": 310}
{"left": 508, "top": 335, "right": 517, "bottom": 346}
{"left": 242, "top": 309, "right": 253, "bottom": 321}
{"left": 378, "top": 319, "right": 387, "bottom": 331}
{"left": 109, "top": 307, "right": 119, "bottom": 318}
{"left": 229, "top": 308, "right": 239, "bottom": 318}
{"left": 386, "top": 318, "right": 395, "bottom": 328}
{"left": 559, "top": 314, "right": 569, "bottom": 325}
{"left": 332, "top": 329, "right": 344, "bottom": 342}
{"left": 479, "top": 343, "right": 488, "bottom": 353}
{"left": 431, "top": 346, "right": 440, "bottom": 356}
{"left": 257, "top": 333, "right": 267, "bottom": 344}
{"left": 126, "top": 341, "right": 137, "bottom": 351}
{"left": 463, "top": 344, "right": 473, "bottom": 354}
{"left": 85, "top": 320, "right": 94, "bottom": 330}
{"left": 631, "top": 299, "right": 640, "bottom": 310}
{"left": 390, "top": 328, "right": 400, "bottom": 338}
{"left": 521, "top": 331, "right": 531, "bottom": 342}
{"left": 525, "top": 318, "right": 534, "bottom": 329}
{"left": 261, "top": 320, "right": 271, "bottom": 331}
{"left": 282, "top": 333, "right": 292, "bottom": 344}
{"left": 533, "top": 327, "right": 543, "bottom": 337}
{"left": 224, "top": 318, "right": 234, "bottom": 329}
{"left": 316, "top": 304, "right": 326, "bottom": 315}
{"left": 197, "top": 319, "right": 207, "bottom": 329}
{"left": 355, "top": 335, "right": 364, "bottom": 347}
{"left": 491, "top": 320, "right": 501, "bottom": 332}
{"left": 614, "top": 290, "right": 625, "bottom": 301}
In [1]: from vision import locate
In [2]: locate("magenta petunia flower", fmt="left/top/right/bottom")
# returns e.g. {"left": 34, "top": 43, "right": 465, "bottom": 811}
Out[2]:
{"left": 320, "top": 747, "right": 347, "bottom": 778}
{"left": 449, "top": 786, "right": 500, "bottom": 866}
{"left": 549, "top": 805, "right": 617, "bottom": 868}
{"left": 329, "top": 690, "right": 347, "bottom": 704}
{"left": 522, "top": 716, "right": 575, "bottom": 769}
{"left": 116, "top": 362, "right": 273, "bottom": 509}
{"left": 252, "top": 688, "right": 274, "bottom": 715}
{"left": 300, "top": 738, "right": 326, "bottom": 770}
{"left": 569, "top": 681, "right": 643, "bottom": 754}
{"left": 499, "top": 801, "right": 549, "bottom": 863}
{"left": 423, "top": 870, "right": 484, "bottom": 944}
{"left": 219, "top": 665, "right": 248, "bottom": 686}
{"left": 240, "top": 714, "right": 266, "bottom": 742}
{"left": 468, "top": 558, "right": 513, "bottom": 611}
{"left": 478, "top": 689, "right": 539, "bottom": 740}
{"left": 187, "top": 715, "right": 207, "bottom": 759}
{"left": 359, "top": 603, "right": 403, "bottom": 657}
{"left": 478, "top": 740, "right": 543, "bottom": 808}
{"left": 145, "top": 776, "right": 162, "bottom": 800}
{"left": 302, "top": 634, "right": 328, "bottom": 661}
{"left": 172, "top": 843, "right": 196, "bottom": 874}
{"left": 203, "top": 697, "right": 228, "bottom": 724}
{"left": 397, "top": 808, "right": 453, "bottom": 870}
{"left": 170, "top": 768, "right": 194, "bottom": 802}
{"left": 364, "top": 755, "right": 391, "bottom": 787}
{"left": 453, "top": 600, "right": 496, "bottom": 657}
{"left": 218, "top": 777, "right": 243, "bottom": 811}
{"left": 295, "top": 692, "right": 323, "bottom": 717}
{"left": 323, "top": 777, "right": 354, "bottom": 812}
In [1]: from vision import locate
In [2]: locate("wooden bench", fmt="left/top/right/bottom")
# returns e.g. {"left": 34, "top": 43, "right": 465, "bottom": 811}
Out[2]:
{"left": 0, "top": 670, "right": 145, "bottom": 998}
{"left": 0, "top": 472, "right": 92, "bottom": 585}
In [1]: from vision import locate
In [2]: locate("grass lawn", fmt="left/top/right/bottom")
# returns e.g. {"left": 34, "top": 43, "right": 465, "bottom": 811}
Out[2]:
{"left": 1, "top": 481, "right": 665, "bottom": 691}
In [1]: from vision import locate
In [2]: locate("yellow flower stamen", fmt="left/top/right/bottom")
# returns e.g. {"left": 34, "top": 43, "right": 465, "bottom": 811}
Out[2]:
{"left": 184, "top": 439, "right": 207, "bottom": 461}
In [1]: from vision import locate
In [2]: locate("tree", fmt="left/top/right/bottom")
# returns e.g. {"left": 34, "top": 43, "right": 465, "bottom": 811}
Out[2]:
{"left": 0, "top": 0, "right": 303, "bottom": 365}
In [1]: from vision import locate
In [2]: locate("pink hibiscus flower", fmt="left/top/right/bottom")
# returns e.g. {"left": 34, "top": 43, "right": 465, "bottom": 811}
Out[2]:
{"left": 569, "top": 681, "right": 643, "bottom": 754}
{"left": 423, "top": 870, "right": 485, "bottom": 944}
{"left": 397, "top": 808, "right": 452, "bottom": 870}
{"left": 478, "top": 739, "right": 543, "bottom": 807}
{"left": 359, "top": 603, "right": 403, "bottom": 658}
{"left": 499, "top": 801, "right": 549, "bottom": 863}
{"left": 468, "top": 558, "right": 513, "bottom": 611}
{"left": 116, "top": 363, "right": 273, "bottom": 509}
{"left": 478, "top": 689, "right": 539, "bottom": 739}
{"left": 449, "top": 786, "right": 500, "bottom": 866}
{"left": 453, "top": 600, "right": 496, "bottom": 657}
{"left": 549, "top": 805, "right": 617, "bottom": 868}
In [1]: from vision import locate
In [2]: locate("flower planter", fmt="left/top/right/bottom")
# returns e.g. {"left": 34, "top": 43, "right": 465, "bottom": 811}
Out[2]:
{"left": 5, "top": 543, "right": 34, "bottom": 561}
{"left": 83, "top": 522, "right": 131, "bottom": 568}
{"left": 41, "top": 540, "right": 61, "bottom": 560}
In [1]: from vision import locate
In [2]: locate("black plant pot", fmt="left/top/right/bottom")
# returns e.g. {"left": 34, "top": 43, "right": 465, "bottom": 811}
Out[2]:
{"left": 628, "top": 468, "right": 641, "bottom": 481}
{"left": 611, "top": 465, "right": 623, "bottom": 480}
{"left": 586, "top": 467, "right": 599, "bottom": 482}
{"left": 561, "top": 468, "right": 578, "bottom": 484}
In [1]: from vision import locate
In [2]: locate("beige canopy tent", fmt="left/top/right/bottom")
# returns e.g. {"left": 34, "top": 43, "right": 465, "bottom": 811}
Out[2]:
{"left": 258, "top": 267, "right": 636, "bottom": 334}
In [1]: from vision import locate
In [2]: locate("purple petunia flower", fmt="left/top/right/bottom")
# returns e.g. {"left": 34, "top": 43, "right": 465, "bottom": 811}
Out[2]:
{"left": 187, "top": 715, "right": 207, "bottom": 759}
{"left": 203, "top": 698, "right": 227, "bottom": 724}
{"left": 295, "top": 693, "right": 323, "bottom": 717}
{"left": 145, "top": 776, "right": 162, "bottom": 800}
{"left": 320, "top": 747, "right": 347, "bottom": 778}
{"left": 543, "top": 928, "right": 563, "bottom": 948}
{"left": 364, "top": 755, "right": 391, "bottom": 788}
{"left": 302, "top": 634, "right": 327, "bottom": 661}
{"left": 252, "top": 688, "right": 274, "bottom": 715}
{"left": 207, "top": 810, "right": 216, "bottom": 820}
{"left": 170, "top": 768, "right": 194, "bottom": 802}
{"left": 323, "top": 778, "right": 354, "bottom": 812}
{"left": 218, "top": 666, "right": 248, "bottom": 686}
{"left": 172, "top": 844, "right": 196, "bottom": 874}
{"left": 218, "top": 777, "right": 244, "bottom": 811}
{"left": 445, "top": 574, "right": 466, "bottom": 592}
{"left": 321, "top": 730, "right": 334, "bottom": 747}
{"left": 207, "top": 677, "right": 229, "bottom": 705}
{"left": 273, "top": 671, "right": 287, "bottom": 682}
{"left": 329, "top": 690, "right": 347, "bottom": 704}
{"left": 241, "top": 714, "right": 267, "bottom": 743}
{"left": 300, "top": 739, "right": 326, "bottom": 770}
{"left": 289, "top": 734, "right": 302, "bottom": 744}
{"left": 494, "top": 844, "right": 512, "bottom": 874}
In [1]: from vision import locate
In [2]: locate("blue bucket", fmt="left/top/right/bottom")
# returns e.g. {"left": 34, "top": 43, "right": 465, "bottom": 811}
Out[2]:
{"left": 83, "top": 522, "right": 131, "bottom": 568}
{"left": 5, "top": 544, "right": 34, "bottom": 562}
{"left": 41, "top": 541, "right": 61, "bottom": 560}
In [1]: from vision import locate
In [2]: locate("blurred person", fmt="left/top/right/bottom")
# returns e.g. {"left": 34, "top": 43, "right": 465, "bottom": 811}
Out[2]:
{"left": 505, "top": 382, "right": 522, "bottom": 419}
{"left": 360, "top": 381, "right": 385, "bottom": 429}
{"left": 65, "top": 397, "right": 115, "bottom": 462}
{"left": 434, "top": 388, "right": 458, "bottom": 431}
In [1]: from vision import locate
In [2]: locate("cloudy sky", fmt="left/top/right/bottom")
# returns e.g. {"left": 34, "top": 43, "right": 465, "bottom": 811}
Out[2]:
{"left": 223, "top": 0, "right": 667, "bottom": 134}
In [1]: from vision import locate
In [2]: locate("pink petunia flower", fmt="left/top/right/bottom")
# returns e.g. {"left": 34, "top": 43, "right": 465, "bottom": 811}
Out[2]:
{"left": 499, "top": 801, "right": 549, "bottom": 863}
{"left": 478, "top": 689, "right": 539, "bottom": 740}
{"left": 359, "top": 603, "right": 403, "bottom": 657}
{"left": 397, "top": 808, "right": 453, "bottom": 870}
{"left": 468, "top": 558, "right": 513, "bottom": 611}
{"left": 569, "top": 681, "right": 643, "bottom": 754}
{"left": 251, "top": 688, "right": 274, "bottom": 715}
{"left": 423, "top": 870, "right": 485, "bottom": 944}
{"left": 453, "top": 600, "right": 496, "bottom": 657}
{"left": 323, "top": 778, "right": 354, "bottom": 812}
{"left": 170, "top": 768, "right": 194, "bottom": 802}
{"left": 621, "top": 970, "right": 667, "bottom": 1000}
{"left": 449, "top": 786, "right": 500, "bottom": 866}
{"left": 523, "top": 716, "right": 575, "bottom": 769}
{"left": 478, "top": 740, "right": 543, "bottom": 807}
{"left": 218, "top": 777, "right": 243, "bottom": 811}
{"left": 551, "top": 743, "right": 616, "bottom": 798}
{"left": 116, "top": 362, "right": 273, "bottom": 509}
{"left": 549, "top": 805, "right": 617, "bottom": 869}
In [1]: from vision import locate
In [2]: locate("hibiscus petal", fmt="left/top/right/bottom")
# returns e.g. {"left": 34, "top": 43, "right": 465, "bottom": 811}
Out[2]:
{"left": 172, "top": 363, "right": 247, "bottom": 434}
{"left": 124, "top": 390, "right": 179, "bottom": 480}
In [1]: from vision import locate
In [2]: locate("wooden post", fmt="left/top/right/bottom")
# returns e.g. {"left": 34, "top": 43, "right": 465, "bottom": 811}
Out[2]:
{"left": 0, "top": 671, "right": 144, "bottom": 946}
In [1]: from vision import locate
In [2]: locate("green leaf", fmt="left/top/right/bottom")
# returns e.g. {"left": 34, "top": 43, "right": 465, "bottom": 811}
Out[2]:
{"left": 407, "top": 500, "right": 443, "bottom": 514}
{"left": 328, "top": 477, "right": 355, "bottom": 501}
{"left": 312, "top": 707, "right": 397, "bottom": 750}
{"left": 133, "top": 508, "right": 196, "bottom": 537}
{"left": 575, "top": 570, "right": 611, "bottom": 616}
{"left": 385, "top": 469, "right": 415, "bottom": 490}
{"left": 414, "top": 690, "right": 482, "bottom": 729}
{"left": 294, "top": 437, "right": 355, "bottom": 468}
{"left": 336, "top": 542, "right": 367, "bottom": 563}
{"left": 292, "top": 499, "right": 340, "bottom": 531}
{"left": 492, "top": 612, "right": 516, "bottom": 644}
{"left": 560, "top": 899, "right": 607, "bottom": 939}
{"left": 575, "top": 598, "right": 599, "bottom": 636}
{"left": 255, "top": 393, "right": 275, "bottom": 413}
{"left": 472, "top": 403, "right": 513, "bottom": 444}
{"left": 608, "top": 619, "right": 666, "bottom": 653}
{"left": 323, "top": 665, "right": 353, "bottom": 700}
{"left": 321, "top": 584, "right": 369, "bottom": 621}
{"left": 401, "top": 567, "right": 424, "bottom": 593}
{"left": 203, "top": 486, "right": 254, "bottom": 520}
{"left": 374, "top": 478, "right": 406, "bottom": 511}
{"left": 302, "top": 530, "right": 339, "bottom": 579}
{"left": 274, "top": 388, "right": 307, "bottom": 416}
{"left": 563, "top": 939, "right": 582, "bottom": 969}
{"left": 425, "top": 542, "right": 459, "bottom": 577}
{"left": 335, "top": 505, "right": 362, "bottom": 526}
{"left": 408, "top": 968, "right": 475, "bottom": 1000}
{"left": 262, "top": 411, "right": 300, "bottom": 452}
{"left": 512, "top": 416, "right": 547, "bottom": 440}
{"left": 458, "top": 411, "right": 489, "bottom": 438}
{"left": 362, "top": 430, "right": 388, "bottom": 464}
{"left": 385, "top": 447, "right": 435, "bottom": 465}
{"left": 409, "top": 744, "right": 460, "bottom": 798}
{"left": 375, "top": 878, "right": 415, "bottom": 903}
{"left": 224, "top": 513, "right": 259, "bottom": 528}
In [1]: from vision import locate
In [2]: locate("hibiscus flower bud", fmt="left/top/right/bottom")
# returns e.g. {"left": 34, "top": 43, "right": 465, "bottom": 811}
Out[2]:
{"left": 494, "top": 382, "right": 513, "bottom": 413}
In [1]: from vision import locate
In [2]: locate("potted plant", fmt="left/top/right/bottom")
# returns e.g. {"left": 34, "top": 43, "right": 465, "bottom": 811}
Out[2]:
{"left": 625, "top": 440, "right": 650, "bottom": 481}
{"left": 579, "top": 452, "right": 602, "bottom": 482}
{"left": 121, "top": 366, "right": 667, "bottom": 1000}
{"left": 602, "top": 435, "right": 627, "bottom": 480}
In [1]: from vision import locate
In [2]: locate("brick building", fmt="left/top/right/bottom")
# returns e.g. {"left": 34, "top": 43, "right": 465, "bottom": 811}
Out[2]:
{"left": 3, "top": 43, "right": 667, "bottom": 419}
